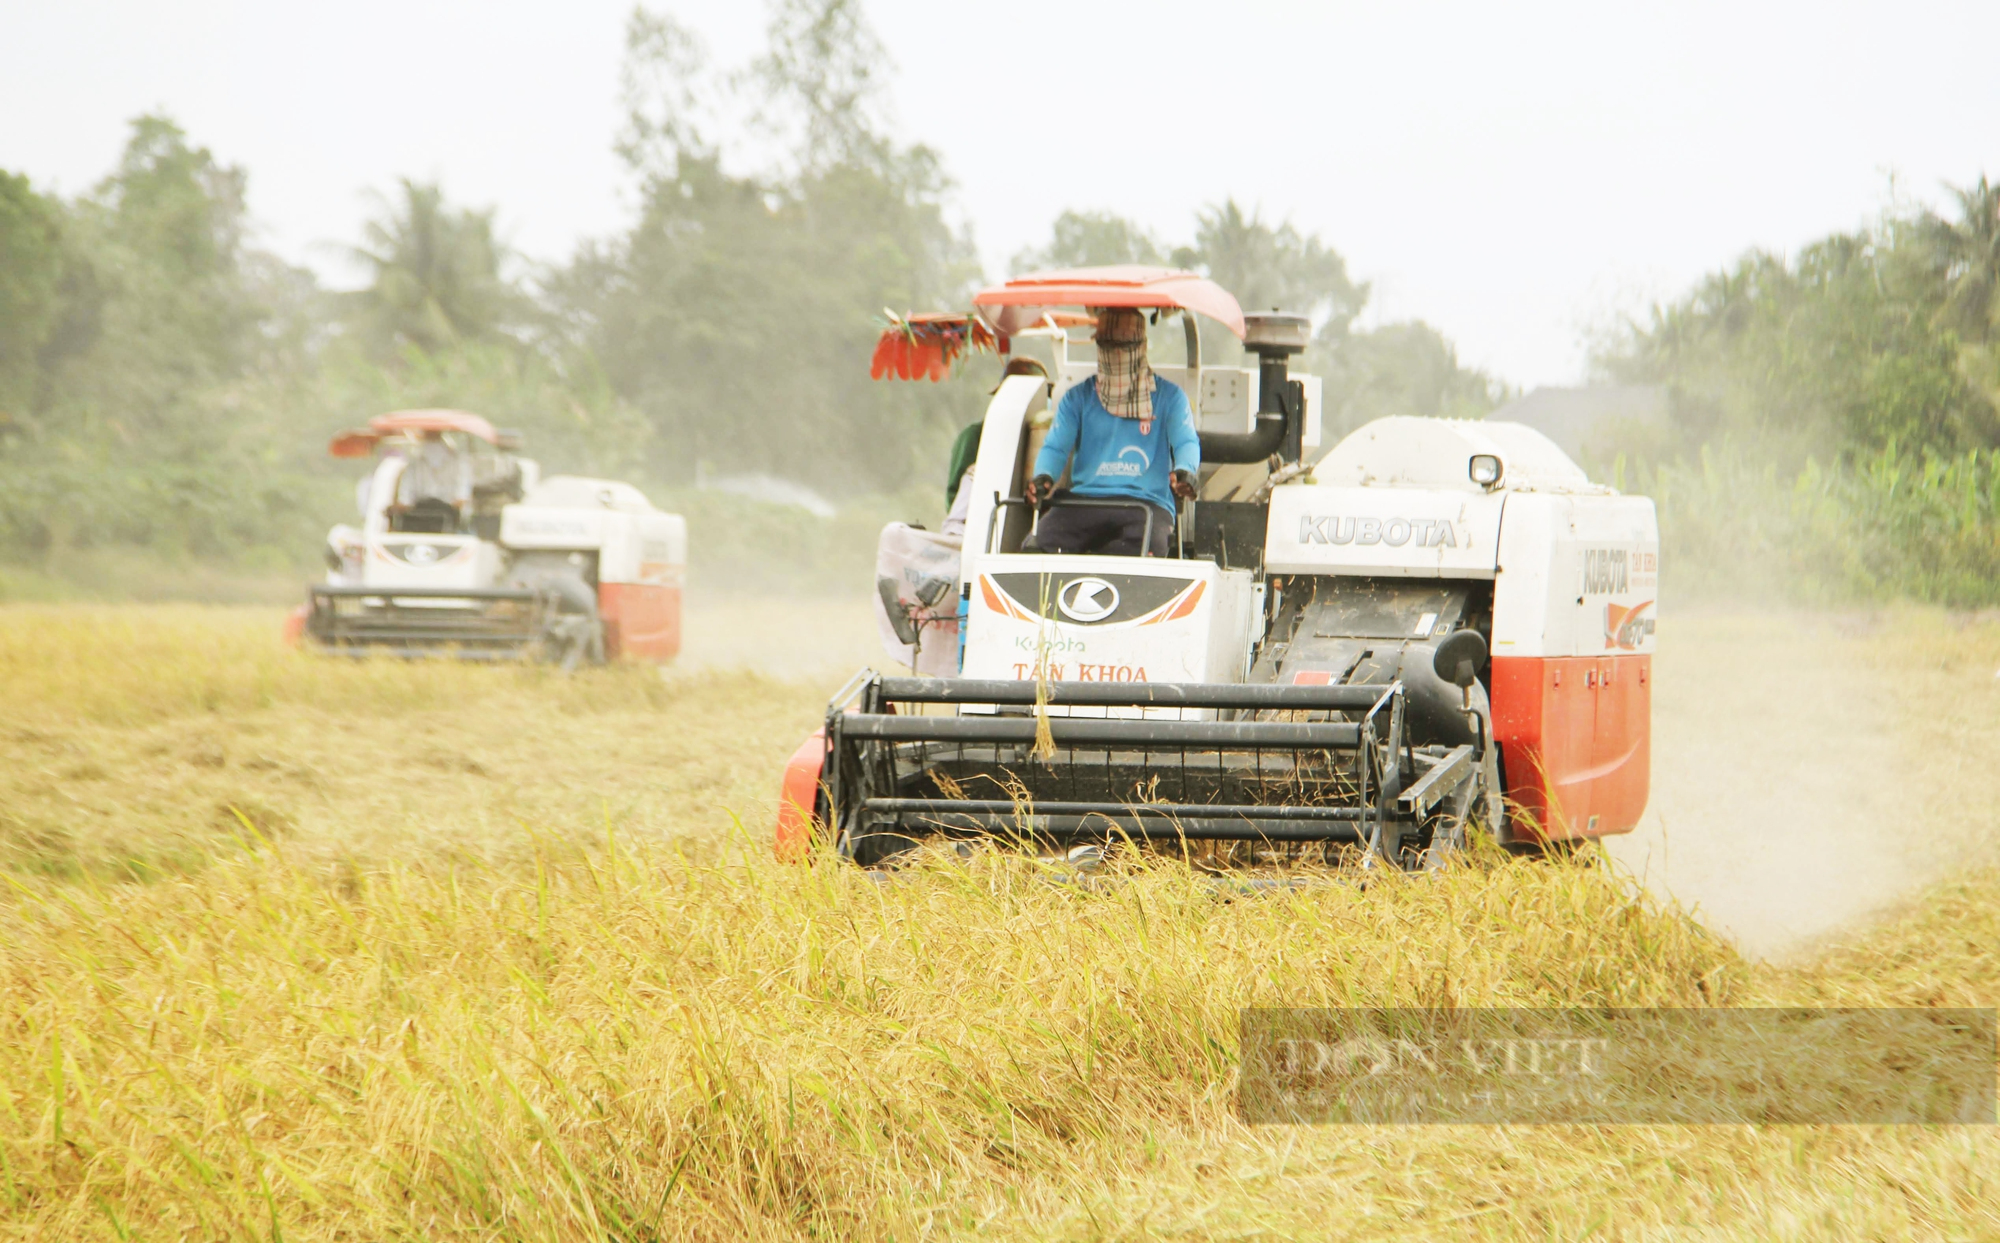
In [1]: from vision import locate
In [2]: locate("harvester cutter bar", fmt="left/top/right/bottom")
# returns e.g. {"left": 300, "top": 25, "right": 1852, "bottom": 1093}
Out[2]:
{"left": 310, "top": 585, "right": 543, "bottom": 600}
{"left": 861, "top": 809, "right": 1367, "bottom": 843}
{"left": 315, "top": 644, "right": 532, "bottom": 660}
{"left": 306, "top": 584, "right": 555, "bottom": 656}
{"left": 864, "top": 798, "right": 1368, "bottom": 821}
{"left": 873, "top": 677, "right": 1388, "bottom": 711}
{"left": 838, "top": 715, "right": 1361, "bottom": 748}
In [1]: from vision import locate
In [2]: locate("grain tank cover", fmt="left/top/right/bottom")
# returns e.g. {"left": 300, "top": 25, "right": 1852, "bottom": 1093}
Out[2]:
{"left": 521, "top": 476, "right": 658, "bottom": 513}
{"left": 1316, "top": 416, "right": 1605, "bottom": 495}
{"left": 1266, "top": 417, "right": 1614, "bottom": 579}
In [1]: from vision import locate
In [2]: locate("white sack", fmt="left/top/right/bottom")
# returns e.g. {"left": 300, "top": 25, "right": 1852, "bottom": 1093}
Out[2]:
{"left": 873, "top": 521, "right": 962, "bottom": 677}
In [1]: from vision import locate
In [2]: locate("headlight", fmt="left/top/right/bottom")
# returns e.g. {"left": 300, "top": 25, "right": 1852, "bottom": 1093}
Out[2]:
{"left": 1468, "top": 454, "right": 1503, "bottom": 489}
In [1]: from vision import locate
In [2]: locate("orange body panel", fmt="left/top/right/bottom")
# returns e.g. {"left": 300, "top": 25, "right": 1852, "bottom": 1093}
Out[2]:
{"left": 282, "top": 603, "right": 309, "bottom": 648}
{"left": 775, "top": 730, "right": 827, "bottom": 862}
{"left": 597, "top": 583, "right": 681, "bottom": 662}
{"left": 1489, "top": 654, "right": 1651, "bottom": 841}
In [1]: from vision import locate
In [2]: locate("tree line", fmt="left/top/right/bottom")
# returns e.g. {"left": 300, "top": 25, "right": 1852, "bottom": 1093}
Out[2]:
{"left": 0, "top": 0, "right": 1502, "bottom": 580}
{"left": 7, "top": 0, "right": 1994, "bottom": 606}
{"left": 1590, "top": 180, "right": 2000, "bottom": 605}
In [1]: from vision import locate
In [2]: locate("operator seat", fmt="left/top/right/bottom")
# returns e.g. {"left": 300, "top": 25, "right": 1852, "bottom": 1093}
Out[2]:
{"left": 389, "top": 497, "right": 462, "bottom": 535}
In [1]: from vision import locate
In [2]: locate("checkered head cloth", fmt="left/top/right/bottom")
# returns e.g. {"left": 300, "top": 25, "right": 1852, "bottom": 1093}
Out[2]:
{"left": 1091, "top": 307, "right": 1155, "bottom": 432}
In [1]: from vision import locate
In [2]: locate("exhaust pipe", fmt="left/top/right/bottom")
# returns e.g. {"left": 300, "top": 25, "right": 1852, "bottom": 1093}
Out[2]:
{"left": 1198, "top": 312, "right": 1312, "bottom": 464}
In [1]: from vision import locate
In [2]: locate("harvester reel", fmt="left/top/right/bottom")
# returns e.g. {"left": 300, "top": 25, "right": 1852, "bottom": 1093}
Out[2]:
{"left": 816, "top": 675, "right": 1495, "bottom": 875}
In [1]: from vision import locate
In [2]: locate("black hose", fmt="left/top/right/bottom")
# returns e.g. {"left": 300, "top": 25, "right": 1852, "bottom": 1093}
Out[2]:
{"left": 1198, "top": 412, "right": 1288, "bottom": 464}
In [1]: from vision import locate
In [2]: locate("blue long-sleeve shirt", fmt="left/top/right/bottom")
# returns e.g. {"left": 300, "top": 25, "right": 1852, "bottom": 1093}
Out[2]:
{"left": 1033, "top": 377, "right": 1200, "bottom": 514}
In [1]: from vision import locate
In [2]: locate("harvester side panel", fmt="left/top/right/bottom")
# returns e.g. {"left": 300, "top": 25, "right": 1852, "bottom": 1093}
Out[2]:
{"left": 1490, "top": 493, "right": 1658, "bottom": 840}
{"left": 500, "top": 496, "right": 688, "bottom": 663}
{"left": 776, "top": 729, "right": 828, "bottom": 862}
{"left": 598, "top": 583, "right": 682, "bottom": 661}
{"left": 1489, "top": 654, "right": 1652, "bottom": 840}
{"left": 596, "top": 510, "right": 686, "bottom": 661}
{"left": 1591, "top": 653, "right": 1652, "bottom": 831}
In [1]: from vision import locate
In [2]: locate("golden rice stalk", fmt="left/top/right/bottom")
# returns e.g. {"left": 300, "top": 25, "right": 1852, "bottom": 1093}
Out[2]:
{"left": 1031, "top": 573, "right": 1057, "bottom": 762}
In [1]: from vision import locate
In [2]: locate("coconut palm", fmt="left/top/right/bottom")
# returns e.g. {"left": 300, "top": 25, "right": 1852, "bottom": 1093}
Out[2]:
{"left": 347, "top": 179, "right": 519, "bottom": 355}
{"left": 1173, "top": 199, "right": 1366, "bottom": 334}
{"left": 1923, "top": 176, "right": 2000, "bottom": 343}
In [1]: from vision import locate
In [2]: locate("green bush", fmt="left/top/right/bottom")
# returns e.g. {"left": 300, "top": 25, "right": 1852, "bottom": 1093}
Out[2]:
{"left": 1647, "top": 442, "right": 2000, "bottom": 607}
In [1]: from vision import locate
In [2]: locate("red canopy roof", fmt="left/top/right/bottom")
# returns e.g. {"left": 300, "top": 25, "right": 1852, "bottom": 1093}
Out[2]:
{"left": 973, "top": 266, "right": 1246, "bottom": 339}
{"left": 328, "top": 409, "right": 502, "bottom": 458}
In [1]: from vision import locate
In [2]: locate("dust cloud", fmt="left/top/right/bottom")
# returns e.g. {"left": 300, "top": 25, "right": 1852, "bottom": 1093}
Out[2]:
{"left": 678, "top": 590, "right": 881, "bottom": 683}
{"left": 1607, "top": 611, "right": 1953, "bottom": 960}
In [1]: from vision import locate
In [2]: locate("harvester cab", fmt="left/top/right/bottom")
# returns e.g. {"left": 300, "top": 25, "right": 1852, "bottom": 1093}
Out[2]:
{"left": 782, "top": 267, "right": 1657, "bottom": 870}
{"left": 300, "top": 409, "right": 687, "bottom": 667}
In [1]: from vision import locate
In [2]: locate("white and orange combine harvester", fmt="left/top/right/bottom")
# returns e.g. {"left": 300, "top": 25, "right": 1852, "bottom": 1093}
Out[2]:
{"left": 777, "top": 267, "right": 1657, "bottom": 868}
{"left": 291, "top": 409, "right": 685, "bottom": 667}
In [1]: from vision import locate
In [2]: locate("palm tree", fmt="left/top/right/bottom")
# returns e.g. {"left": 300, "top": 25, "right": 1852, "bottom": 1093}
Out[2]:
{"left": 347, "top": 179, "right": 518, "bottom": 355}
{"left": 1173, "top": 200, "right": 1366, "bottom": 334}
{"left": 1010, "top": 210, "right": 1164, "bottom": 273}
{"left": 1923, "top": 176, "right": 2000, "bottom": 343}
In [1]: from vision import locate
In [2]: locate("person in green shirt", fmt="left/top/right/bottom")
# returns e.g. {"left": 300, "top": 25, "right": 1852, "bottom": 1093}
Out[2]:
{"left": 944, "top": 420, "right": 982, "bottom": 508}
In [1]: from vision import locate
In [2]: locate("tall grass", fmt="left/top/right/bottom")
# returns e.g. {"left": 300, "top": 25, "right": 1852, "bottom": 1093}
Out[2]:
{"left": 3, "top": 831, "right": 1995, "bottom": 1240}
{"left": 0, "top": 836, "right": 1727, "bottom": 1240}
{"left": 1647, "top": 441, "right": 2000, "bottom": 606}
{"left": 0, "top": 606, "right": 824, "bottom": 883}
{"left": 1, "top": 607, "right": 1996, "bottom": 1239}
{"left": 0, "top": 606, "right": 722, "bottom": 728}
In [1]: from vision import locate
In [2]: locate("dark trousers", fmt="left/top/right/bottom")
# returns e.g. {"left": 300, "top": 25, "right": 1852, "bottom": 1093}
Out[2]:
{"left": 1022, "top": 491, "right": 1172, "bottom": 557}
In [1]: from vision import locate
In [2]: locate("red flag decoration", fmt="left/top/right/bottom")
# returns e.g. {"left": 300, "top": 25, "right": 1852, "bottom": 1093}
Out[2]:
{"left": 869, "top": 312, "right": 998, "bottom": 382}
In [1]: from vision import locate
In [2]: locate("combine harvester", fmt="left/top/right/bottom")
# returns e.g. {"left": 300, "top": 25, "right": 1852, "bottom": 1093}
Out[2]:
{"left": 778, "top": 269, "right": 1656, "bottom": 868}
{"left": 294, "top": 409, "right": 685, "bottom": 667}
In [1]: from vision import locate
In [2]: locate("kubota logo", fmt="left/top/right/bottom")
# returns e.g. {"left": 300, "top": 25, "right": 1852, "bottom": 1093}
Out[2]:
{"left": 1582, "top": 547, "right": 1630, "bottom": 594}
{"left": 1057, "top": 577, "right": 1120, "bottom": 622}
{"left": 1299, "top": 516, "right": 1460, "bottom": 548}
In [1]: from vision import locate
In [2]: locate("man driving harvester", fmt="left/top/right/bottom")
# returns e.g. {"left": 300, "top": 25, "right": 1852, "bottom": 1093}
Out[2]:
{"left": 1024, "top": 307, "right": 1198, "bottom": 557}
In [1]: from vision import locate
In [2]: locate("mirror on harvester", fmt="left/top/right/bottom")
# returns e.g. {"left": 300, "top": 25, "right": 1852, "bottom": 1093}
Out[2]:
{"left": 1433, "top": 628, "right": 1489, "bottom": 689}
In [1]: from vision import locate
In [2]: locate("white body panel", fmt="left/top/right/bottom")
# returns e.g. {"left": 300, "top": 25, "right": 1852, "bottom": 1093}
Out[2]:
{"left": 606, "top": 511, "right": 687, "bottom": 587}
{"left": 965, "top": 554, "right": 1255, "bottom": 715}
{"left": 1316, "top": 416, "right": 1601, "bottom": 494}
{"left": 1265, "top": 420, "right": 1661, "bottom": 841}
{"left": 959, "top": 374, "right": 1045, "bottom": 583}
{"left": 1265, "top": 485, "right": 1505, "bottom": 578}
{"left": 1273, "top": 416, "right": 1657, "bottom": 660}
{"left": 500, "top": 489, "right": 688, "bottom": 588}
{"left": 1491, "top": 493, "right": 1660, "bottom": 658}
{"left": 365, "top": 534, "right": 500, "bottom": 591}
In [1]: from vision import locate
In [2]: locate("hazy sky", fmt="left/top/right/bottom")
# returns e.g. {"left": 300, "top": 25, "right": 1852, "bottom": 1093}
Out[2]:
{"left": 5, "top": 0, "right": 1997, "bottom": 387}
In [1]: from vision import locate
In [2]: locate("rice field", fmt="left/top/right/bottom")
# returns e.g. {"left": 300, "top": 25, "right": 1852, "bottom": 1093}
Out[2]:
{"left": 0, "top": 599, "right": 1995, "bottom": 1240}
